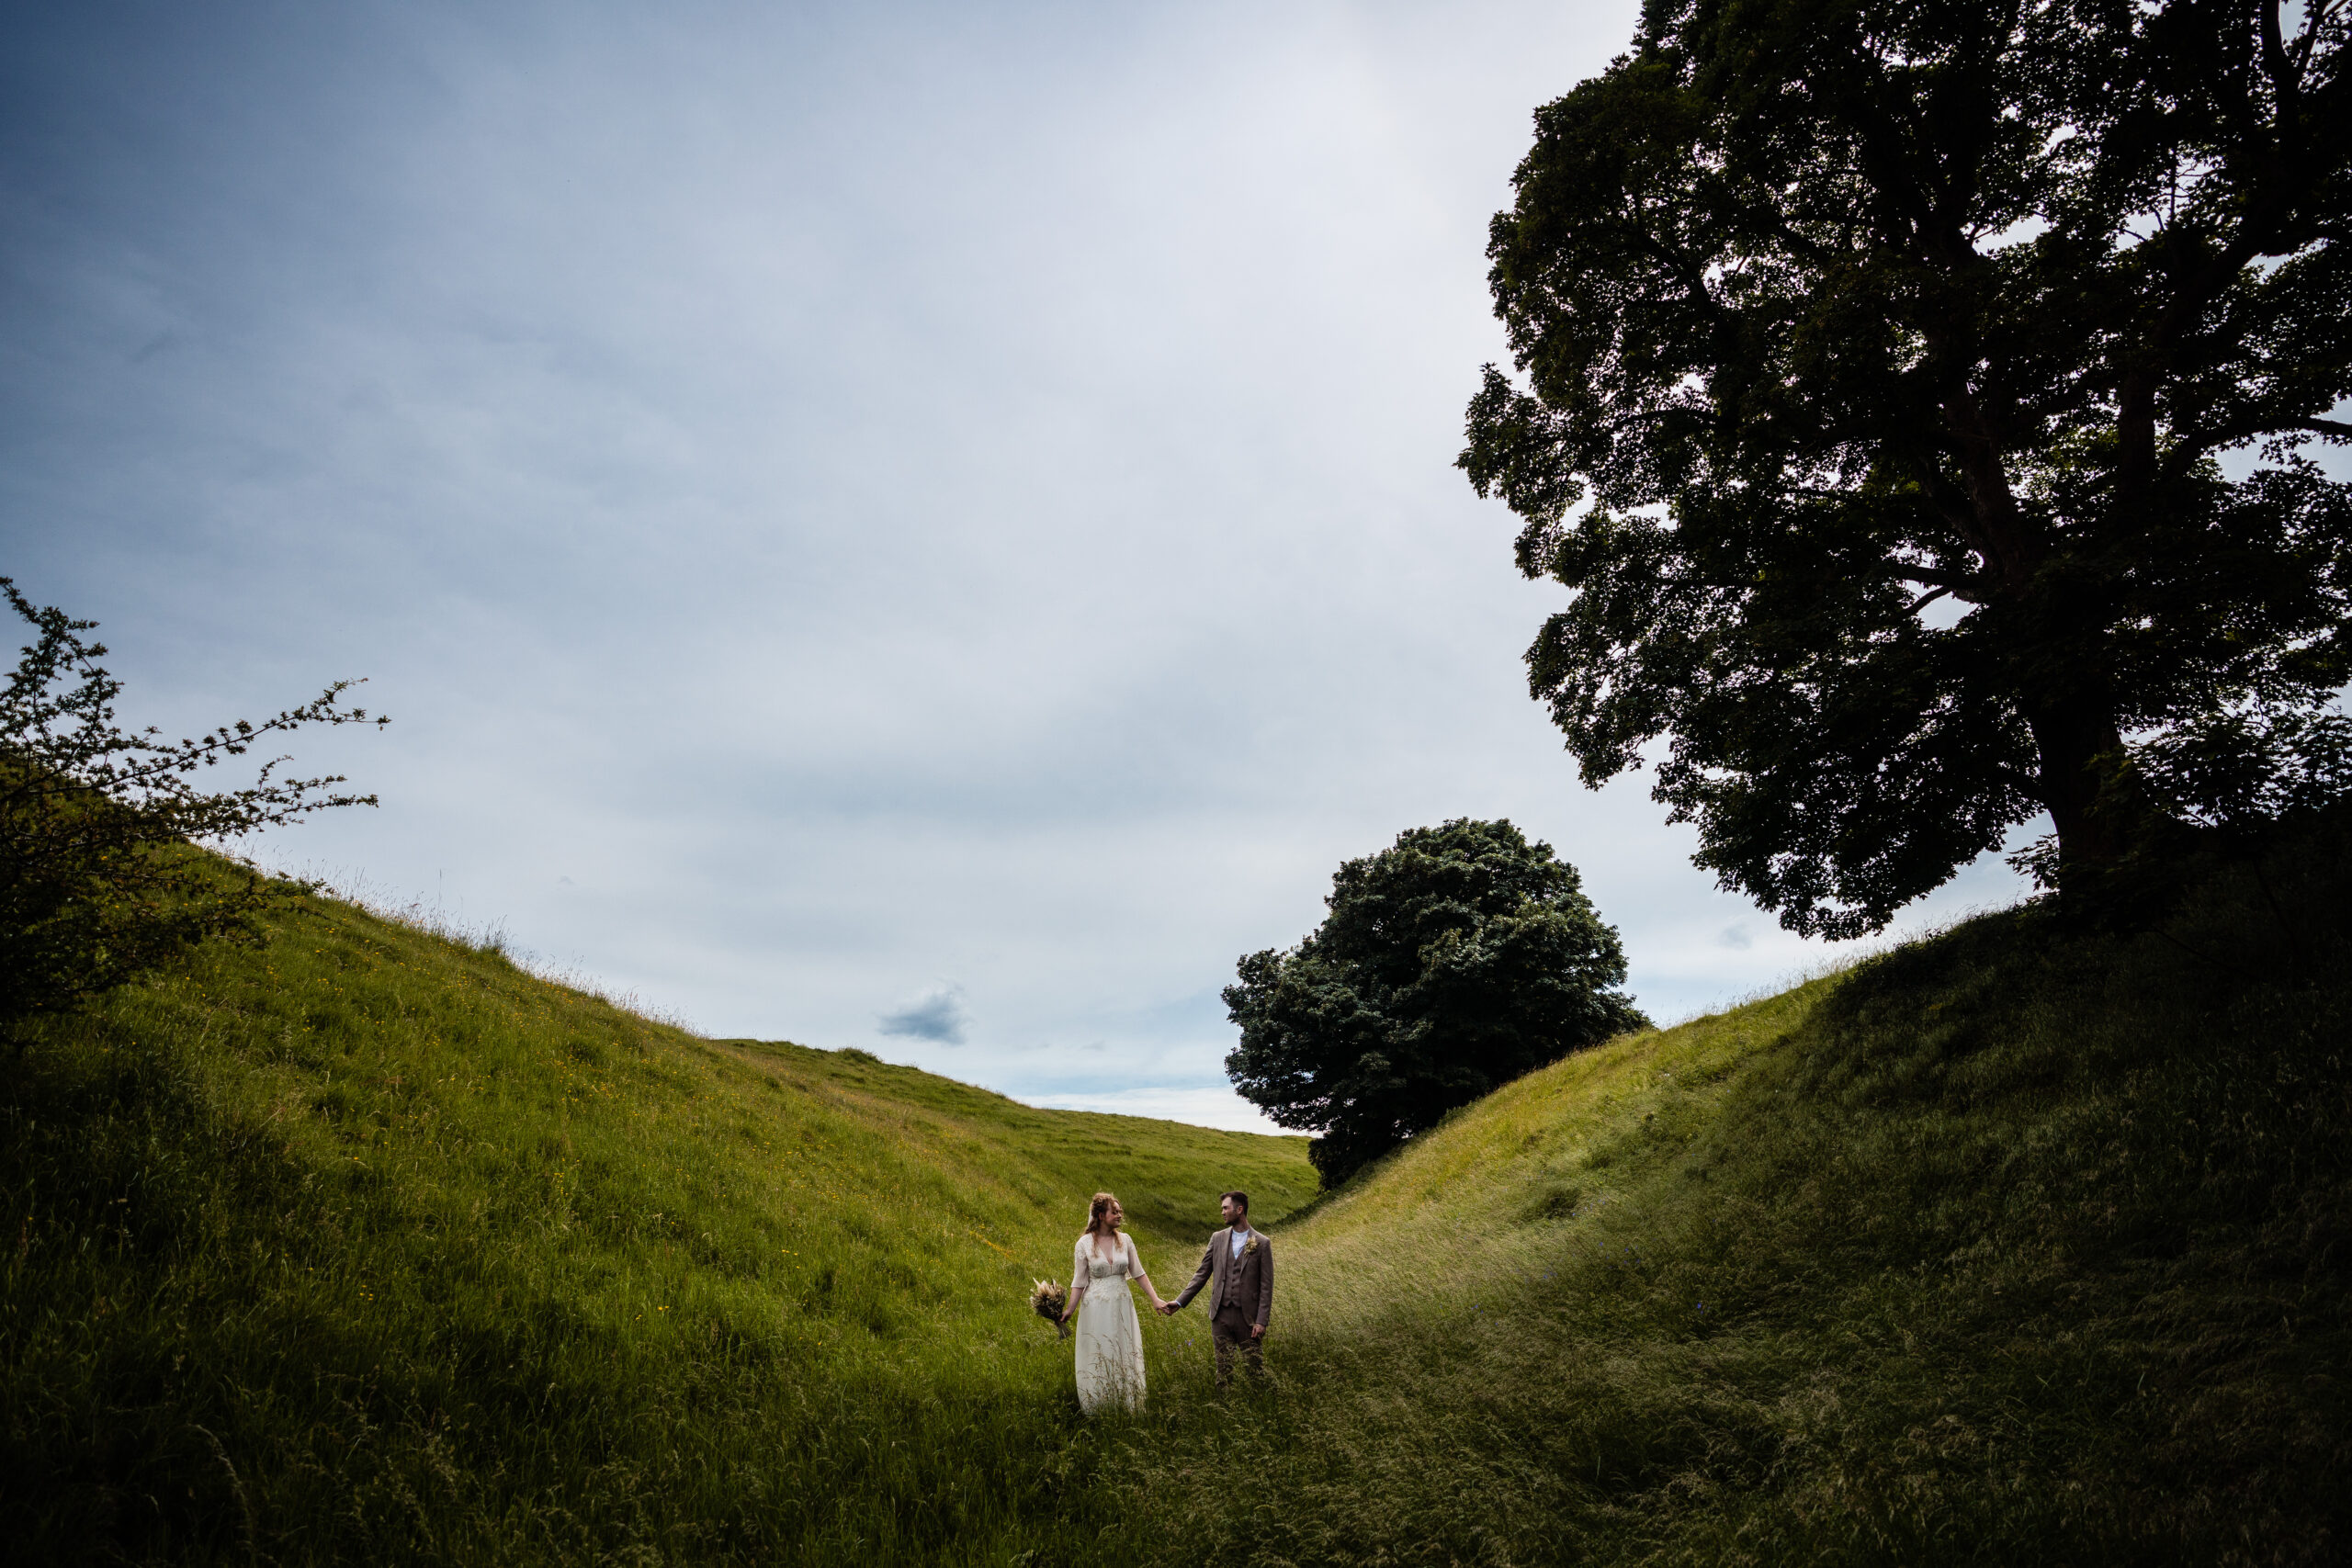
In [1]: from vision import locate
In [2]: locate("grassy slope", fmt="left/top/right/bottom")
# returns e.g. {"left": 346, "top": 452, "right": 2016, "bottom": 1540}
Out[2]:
{"left": 0, "top": 886, "right": 1314, "bottom": 1564}
{"left": 8, "top": 835, "right": 2348, "bottom": 1567}
{"left": 1107, "top": 837, "right": 2352, "bottom": 1565}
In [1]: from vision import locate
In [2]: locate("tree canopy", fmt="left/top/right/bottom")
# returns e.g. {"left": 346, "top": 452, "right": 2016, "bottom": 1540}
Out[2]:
{"left": 1224, "top": 819, "right": 1648, "bottom": 1186}
{"left": 1, "top": 581, "right": 385, "bottom": 1029}
{"left": 1461, "top": 0, "right": 2352, "bottom": 937}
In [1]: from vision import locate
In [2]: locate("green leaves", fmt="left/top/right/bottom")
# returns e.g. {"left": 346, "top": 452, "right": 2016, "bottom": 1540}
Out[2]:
{"left": 0, "top": 580, "right": 388, "bottom": 1026}
{"left": 1223, "top": 819, "right": 1648, "bottom": 1186}
{"left": 1463, "top": 0, "right": 2352, "bottom": 936}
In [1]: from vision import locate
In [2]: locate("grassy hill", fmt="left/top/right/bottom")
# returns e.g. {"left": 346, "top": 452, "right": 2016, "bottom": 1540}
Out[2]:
{"left": 1102, "top": 834, "right": 2352, "bottom": 1565}
{"left": 0, "top": 883, "right": 1315, "bottom": 1563}
{"left": 6, "top": 829, "right": 2348, "bottom": 1565}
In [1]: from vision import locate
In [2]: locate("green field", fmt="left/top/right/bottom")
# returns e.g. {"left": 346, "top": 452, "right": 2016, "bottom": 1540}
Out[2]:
{"left": 6, "top": 829, "right": 2348, "bottom": 1564}
{"left": 0, "top": 882, "right": 1313, "bottom": 1562}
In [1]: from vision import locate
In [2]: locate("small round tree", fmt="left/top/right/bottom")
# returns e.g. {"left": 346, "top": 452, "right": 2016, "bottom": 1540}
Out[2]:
{"left": 1224, "top": 818, "right": 1648, "bottom": 1186}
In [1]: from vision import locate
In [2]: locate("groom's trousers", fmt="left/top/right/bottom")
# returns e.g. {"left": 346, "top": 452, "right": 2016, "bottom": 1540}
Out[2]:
{"left": 1211, "top": 1307, "right": 1265, "bottom": 1387}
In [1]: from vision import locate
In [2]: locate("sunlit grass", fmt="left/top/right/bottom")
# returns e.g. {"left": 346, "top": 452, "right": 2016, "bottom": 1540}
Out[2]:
{"left": 0, "top": 884, "right": 1313, "bottom": 1563}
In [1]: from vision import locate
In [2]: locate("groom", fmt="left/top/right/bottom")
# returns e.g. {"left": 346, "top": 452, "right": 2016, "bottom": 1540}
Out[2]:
{"left": 1160, "top": 1190, "right": 1272, "bottom": 1386}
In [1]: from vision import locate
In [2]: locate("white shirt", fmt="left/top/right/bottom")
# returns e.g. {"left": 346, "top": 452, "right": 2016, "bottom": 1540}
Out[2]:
{"left": 1227, "top": 1225, "right": 1252, "bottom": 1258}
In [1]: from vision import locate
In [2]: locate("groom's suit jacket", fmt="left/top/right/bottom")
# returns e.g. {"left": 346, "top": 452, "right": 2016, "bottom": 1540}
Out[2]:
{"left": 1174, "top": 1227, "right": 1273, "bottom": 1329}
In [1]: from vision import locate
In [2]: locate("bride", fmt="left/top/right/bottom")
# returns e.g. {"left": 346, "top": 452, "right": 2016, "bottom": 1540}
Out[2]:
{"left": 1060, "top": 1191, "right": 1167, "bottom": 1413}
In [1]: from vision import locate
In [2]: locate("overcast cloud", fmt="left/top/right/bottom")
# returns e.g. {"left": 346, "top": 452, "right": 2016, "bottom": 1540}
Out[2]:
{"left": 3, "top": 0, "right": 2041, "bottom": 1134}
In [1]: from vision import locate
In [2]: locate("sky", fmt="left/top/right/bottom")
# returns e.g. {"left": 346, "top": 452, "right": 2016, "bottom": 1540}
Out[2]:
{"left": 1, "top": 0, "right": 2042, "bottom": 1133}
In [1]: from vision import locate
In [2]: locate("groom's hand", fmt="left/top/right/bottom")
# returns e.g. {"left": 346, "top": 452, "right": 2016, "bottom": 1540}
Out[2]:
{"left": 1250, "top": 1324, "right": 1265, "bottom": 1338}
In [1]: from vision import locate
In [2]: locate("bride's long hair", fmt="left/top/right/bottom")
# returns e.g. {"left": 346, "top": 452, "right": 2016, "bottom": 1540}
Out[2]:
{"left": 1085, "top": 1191, "right": 1122, "bottom": 1238}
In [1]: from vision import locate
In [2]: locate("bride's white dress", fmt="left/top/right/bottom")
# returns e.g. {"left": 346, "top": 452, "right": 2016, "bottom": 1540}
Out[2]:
{"left": 1071, "top": 1233, "right": 1148, "bottom": 1413}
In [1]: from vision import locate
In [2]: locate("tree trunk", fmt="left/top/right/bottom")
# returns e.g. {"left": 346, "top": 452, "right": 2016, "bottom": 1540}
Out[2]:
{"left": 2026, "top": 694, "right": 2128, "bottom": 866}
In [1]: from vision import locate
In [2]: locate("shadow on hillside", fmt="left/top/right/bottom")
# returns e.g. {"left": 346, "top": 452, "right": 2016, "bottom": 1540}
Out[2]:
{"left": 1092, "top": 816, "right": 2352, "bottom": 1567}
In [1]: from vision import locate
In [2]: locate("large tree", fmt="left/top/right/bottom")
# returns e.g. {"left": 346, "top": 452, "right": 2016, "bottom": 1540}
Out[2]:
{"left": 1461, "top": 0, "right": 2352, "bottom": 937}
{"left": 1224, "top": 819, "right": 1647, "bottom": 1185}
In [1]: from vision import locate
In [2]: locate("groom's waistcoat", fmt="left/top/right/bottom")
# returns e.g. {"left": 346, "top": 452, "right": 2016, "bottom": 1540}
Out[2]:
{"left": 1176, "top": 1228, "right": 1273, "bottom": 1327}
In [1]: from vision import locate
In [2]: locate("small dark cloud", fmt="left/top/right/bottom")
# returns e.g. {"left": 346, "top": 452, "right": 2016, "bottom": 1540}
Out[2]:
{"left": 1716, "top": 924, "right": 1754, "bottom": 951}
{"left": 878, "top": 986, "right": 968, "bottom": 1044}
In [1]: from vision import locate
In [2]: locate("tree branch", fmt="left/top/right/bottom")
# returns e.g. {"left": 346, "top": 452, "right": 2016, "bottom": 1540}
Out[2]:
{"left": 1938, "top": 385, "right": 2039, "bottom": 589}
{"left": 1892, "top": 565, "right": 1984, "bottom": 595}
{"left": 2260, "top": 0, "right": 2302, "bottom": 116}
{"left": 2165, "top": 412, "right": 2352, "bottom": 476}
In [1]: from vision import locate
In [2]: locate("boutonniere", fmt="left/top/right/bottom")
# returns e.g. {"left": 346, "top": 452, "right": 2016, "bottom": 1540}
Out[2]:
{"left": 1244, "top": 1235, "right": 1261, "bottom": 1256}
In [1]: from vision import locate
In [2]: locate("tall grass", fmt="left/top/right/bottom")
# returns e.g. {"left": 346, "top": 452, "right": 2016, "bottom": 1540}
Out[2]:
{"left": 8, "top": 831, "right": 2346, "bottom": 1564}
{"left": 0, "top": 884, "right": 1314, "bottom": 1563}
{"left": 1104, "top": 834, "right": 2352, "bottom": 1566}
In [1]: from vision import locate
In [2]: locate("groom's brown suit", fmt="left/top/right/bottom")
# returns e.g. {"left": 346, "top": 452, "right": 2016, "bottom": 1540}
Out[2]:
{"left": 1173, "top": 1227, "right": 1273, "bottom": 1385}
